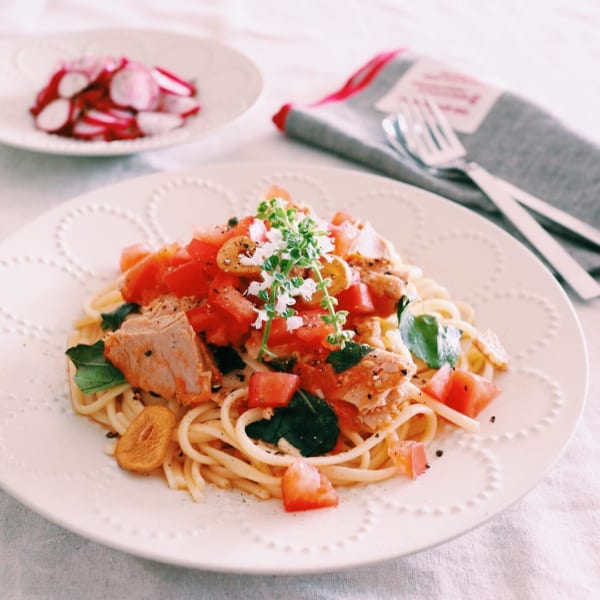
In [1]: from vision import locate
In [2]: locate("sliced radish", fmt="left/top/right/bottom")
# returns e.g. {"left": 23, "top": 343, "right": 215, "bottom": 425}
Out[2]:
{"left": 160, "top": 94, "right": 201, "bottom": 117}
{"left": 110, "top": 63, "right": 159, "bottom": 111}
{"left": 107, "top": 107, "right": 136, "bottom": 123}
{"left": 58, "top": 71, "right": 90, "bottom": 99}
{"left": 136, "top": 111, "right": 183, "bottom": 136}
{"left": 83, "top": 109, "right": 130, "bottom": 127}
{"left": 72, "top": 119, "right": 109, "bottom": 139}
{"left": 35, "top": 98, "right": 73, "bottom": 132}
{"left": 151, "top": 66, "right": 195, "bottom": 97}
{"left": 32, "top": 55, "right": 198, "bottom": 141}
{"left": 65, "top": 56, "right": 104, "bottom": 84}
{"left": 30, "top": 68, "right": 66, "bottom": 115}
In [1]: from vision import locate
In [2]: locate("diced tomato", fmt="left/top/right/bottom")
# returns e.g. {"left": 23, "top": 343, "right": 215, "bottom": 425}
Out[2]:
{"left": 247, "top": 372, "right": 300, "bottom": 408}
{"left": 281, "top": 459, "right": 339, "bottom": 512}
{"left": 329, "top": 435, "right": 347, "bottom": 455}
{"left": 421, "top": 364, "right": 454, "bottom": 402}
{"left": 185, "top": 303, "right": 231, "bottom": 346}
{"left": 421, "top": 366, "right": 500, "bottom": 418}
{"left": 369, "top": 288, "right": 398, "bottom": 318}
{"left": 330, "top": 399, "right": 360, "bottom": 431}
{"left": 264, "top": 185, "right": 292, "bottom": 203}
{"left": 336, "top": 282, "right": 375, "bottom": 315}
{"left": 329, "top": 221, "right": 359, "bottom": 258}
{"left": 444, "top": 370, "right": 501, "bottom": 418}
{"left": 185, "top": 303, "right": 216, "bottom": 332}
{"left": 330, "top": 210, "right": 356, "bottom": 226}
{"left": 294, "top": 310, "right": 335, "bottom": 350}
{"left": 388, "top": 440, "right": 429, "bottom": 479}
{"left": 186, "top": 238, "right": 219, "bottom": 266}
{"left": 266, "top": 317, "right": 293, "bottom": 346}
{"left": 190, "top": 216, "right": 267, "bottom": 250}
{"left": 191, "top": 224, "right": 234, "bottom": 248}
{"left": 208, "top": 271, "right": 243, "bottom": 293}
{"left": 261, "top": 310, "right": 334, "bottom": 354}
{"left": 210, "top": 284, "right": 256, "bottom": 329}
{"left": 119, "top": 243, "right": 152, "bottom": 273}
{"left": 164, "top": 260, "right": 211, "bottom": 298}
{"left": 292, "top": 359, "right": 336, "bottom": 399}
{"left": 120, "top": 244, "right": 178, "bottom": 305}
{"left": 170, "top": 246, "right": 192, "bottom": 268}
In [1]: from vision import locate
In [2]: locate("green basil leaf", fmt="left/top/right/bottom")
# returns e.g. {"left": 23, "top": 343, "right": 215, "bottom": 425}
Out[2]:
{"left": 66, "top": 340, "right": 126, "bottom": 394}
{"left": 326, "top": 341, "right": 374, "bottom": 373}
{"left": 399, "top": 301, "right": 461, "bottom": 369}
{"left": 210, "top": 345, "right": 246, "bottom": 374}
{"left": 397, "top": 294, "right": 411, "bottom": 322}
{"left": 265, "top": 355, "right": 297, "bottom": 373}
{"left": 245, "top": 390, "right": 339, "bottom": 457}
{"left": 100, "top": 302, "right": 140, "bottom": 330}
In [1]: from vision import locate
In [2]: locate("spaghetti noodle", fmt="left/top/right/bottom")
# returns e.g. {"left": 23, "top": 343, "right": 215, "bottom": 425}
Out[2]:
{"left": 66, "top": 194, "right": 507, "bottom": 511}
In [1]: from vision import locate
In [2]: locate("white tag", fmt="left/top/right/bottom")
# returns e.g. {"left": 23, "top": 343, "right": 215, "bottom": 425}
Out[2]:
{"left": 375, "top": 59, "right": 501, "bottom": 134}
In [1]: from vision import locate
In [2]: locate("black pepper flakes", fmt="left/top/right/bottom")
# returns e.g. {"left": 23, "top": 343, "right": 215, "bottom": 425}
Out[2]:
{"left": 490, "top": 415, "right": 496, "bottom": 423}
{"left": 436, "top": 449, "right": 444, "bottom": 457}
{"left": 144, "top": 349, "right": 153, "bottom": 357}
{"left": 106, "top": 431, "right": 119, "bottom": 439}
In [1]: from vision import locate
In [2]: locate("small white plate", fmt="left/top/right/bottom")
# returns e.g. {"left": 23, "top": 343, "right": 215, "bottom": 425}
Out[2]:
{"left": 0, "top": 29, "right": 263, "bottom": 156}
{"left": 0, "top": 163, "right": 588, "bottom": 573}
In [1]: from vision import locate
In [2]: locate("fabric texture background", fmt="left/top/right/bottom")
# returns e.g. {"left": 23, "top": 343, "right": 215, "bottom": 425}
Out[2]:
{"left": 281, "top": 52, "right": 600, "bottom": 273}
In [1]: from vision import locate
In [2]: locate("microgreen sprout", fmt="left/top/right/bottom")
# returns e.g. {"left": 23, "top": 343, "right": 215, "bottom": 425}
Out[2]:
{"left": 245, "top": 198, "right": 354, "bottom": 361}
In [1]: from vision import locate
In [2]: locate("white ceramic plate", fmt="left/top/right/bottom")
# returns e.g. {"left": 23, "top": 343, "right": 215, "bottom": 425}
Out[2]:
{"left": 0, "top": 29, "right": 262, "bottom": 156}
{"left": 0, "top": 163, "right": 587, "bottom": 573}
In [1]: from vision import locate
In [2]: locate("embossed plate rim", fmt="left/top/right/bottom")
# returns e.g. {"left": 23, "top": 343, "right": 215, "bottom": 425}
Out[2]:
{"left": 0, "top": 163, "right": 588, "bottom": 573}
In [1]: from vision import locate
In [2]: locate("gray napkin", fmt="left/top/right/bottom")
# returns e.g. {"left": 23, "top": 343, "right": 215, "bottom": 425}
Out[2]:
{"left": 274, "top": 51, "right": 600, "bottom": 275}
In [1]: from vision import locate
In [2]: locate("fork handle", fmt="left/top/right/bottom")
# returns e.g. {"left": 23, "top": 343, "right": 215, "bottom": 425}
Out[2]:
{"left": 463, "top": 162, "right": 600, "bottom": 300}
{"left": 502, "top": 180, "right": 600, "bottom": 248}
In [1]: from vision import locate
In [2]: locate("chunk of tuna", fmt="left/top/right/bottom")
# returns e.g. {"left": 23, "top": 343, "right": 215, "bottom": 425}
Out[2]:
{"left": 104, "top": 310, "right": 220, "bottom": 405}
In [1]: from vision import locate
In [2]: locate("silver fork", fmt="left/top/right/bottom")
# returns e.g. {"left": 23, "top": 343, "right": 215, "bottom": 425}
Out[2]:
{"left": 382, "top": 95, "right": 600, "bottom": 300}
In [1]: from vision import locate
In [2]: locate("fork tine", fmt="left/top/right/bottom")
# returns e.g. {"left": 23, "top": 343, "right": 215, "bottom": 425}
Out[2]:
{"left": 422, "top": 95, "right": 465, "bottom": 152}
{"left": 394, "top": 103, "right": 421, "bottom": 156}
{"left": 413, "top": 96, "right": 449, "bottom": 151}
{"left": 409, "top": 97, "right": 443, "bottom": 153}
{"left": 400, "top": 97, "right": 437, "bottom": 157}
{"left": 383, "top": 116, "right": 411, "bottom": 157}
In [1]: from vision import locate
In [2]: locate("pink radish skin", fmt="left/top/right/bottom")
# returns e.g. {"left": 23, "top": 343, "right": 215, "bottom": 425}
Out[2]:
{"left": 151, "top": 66, "right": 195, "bottom": 97}
{"left": 58, "top": 71, "right": 90, "bottom": 99}
{"left": 35, "top": 98, "right": 73, "bottom": 132}
{"left": 110, "top": 64, "right": 159, "bottom": 111}
{"left": 136, "top": 111, "right": 183, "bottom": 136}
{"left": 160, "top": 94, "right": 201, "bottom": 117}
{"left": 30, "top": 68, "right": 66, "bottom": 115}
{"left": 83, "top": 109, "right": 130, "bottom": 127}
{"left": 107, "top": 108, "right": 136, "bottom": 124}
{"left": 32, "top": 56, "right": 198, "bottom": 140}
{"left": 72, "top": 120, "right": 109, "bottom": 139}
{"left": 65, "top": 57, "right": 105, "bottom": 84}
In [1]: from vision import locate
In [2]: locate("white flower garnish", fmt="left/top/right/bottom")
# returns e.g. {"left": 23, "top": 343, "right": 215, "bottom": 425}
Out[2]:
{"left": 275, "top": 292, "right": 295, "bottom": 315}
{"left": 286, "top": 316, "right": 303, "bottom": 331}
{"left": 253, "top": 309, "right": 269, "bottom": 329}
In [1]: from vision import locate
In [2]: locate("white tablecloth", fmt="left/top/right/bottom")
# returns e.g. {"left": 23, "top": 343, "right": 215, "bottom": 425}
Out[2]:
{"left": 1, "top": 1, "right": 598, "bottom": 598}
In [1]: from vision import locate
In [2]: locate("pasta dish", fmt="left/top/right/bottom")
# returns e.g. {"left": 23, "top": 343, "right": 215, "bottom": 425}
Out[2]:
{"left": 66, "top": 188, "right": 507, "bottom": 512}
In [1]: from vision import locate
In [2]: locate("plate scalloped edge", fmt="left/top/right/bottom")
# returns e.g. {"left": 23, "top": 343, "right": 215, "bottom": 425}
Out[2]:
{"left": 0, "top": 162, "right": 588, "bottom": 573}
